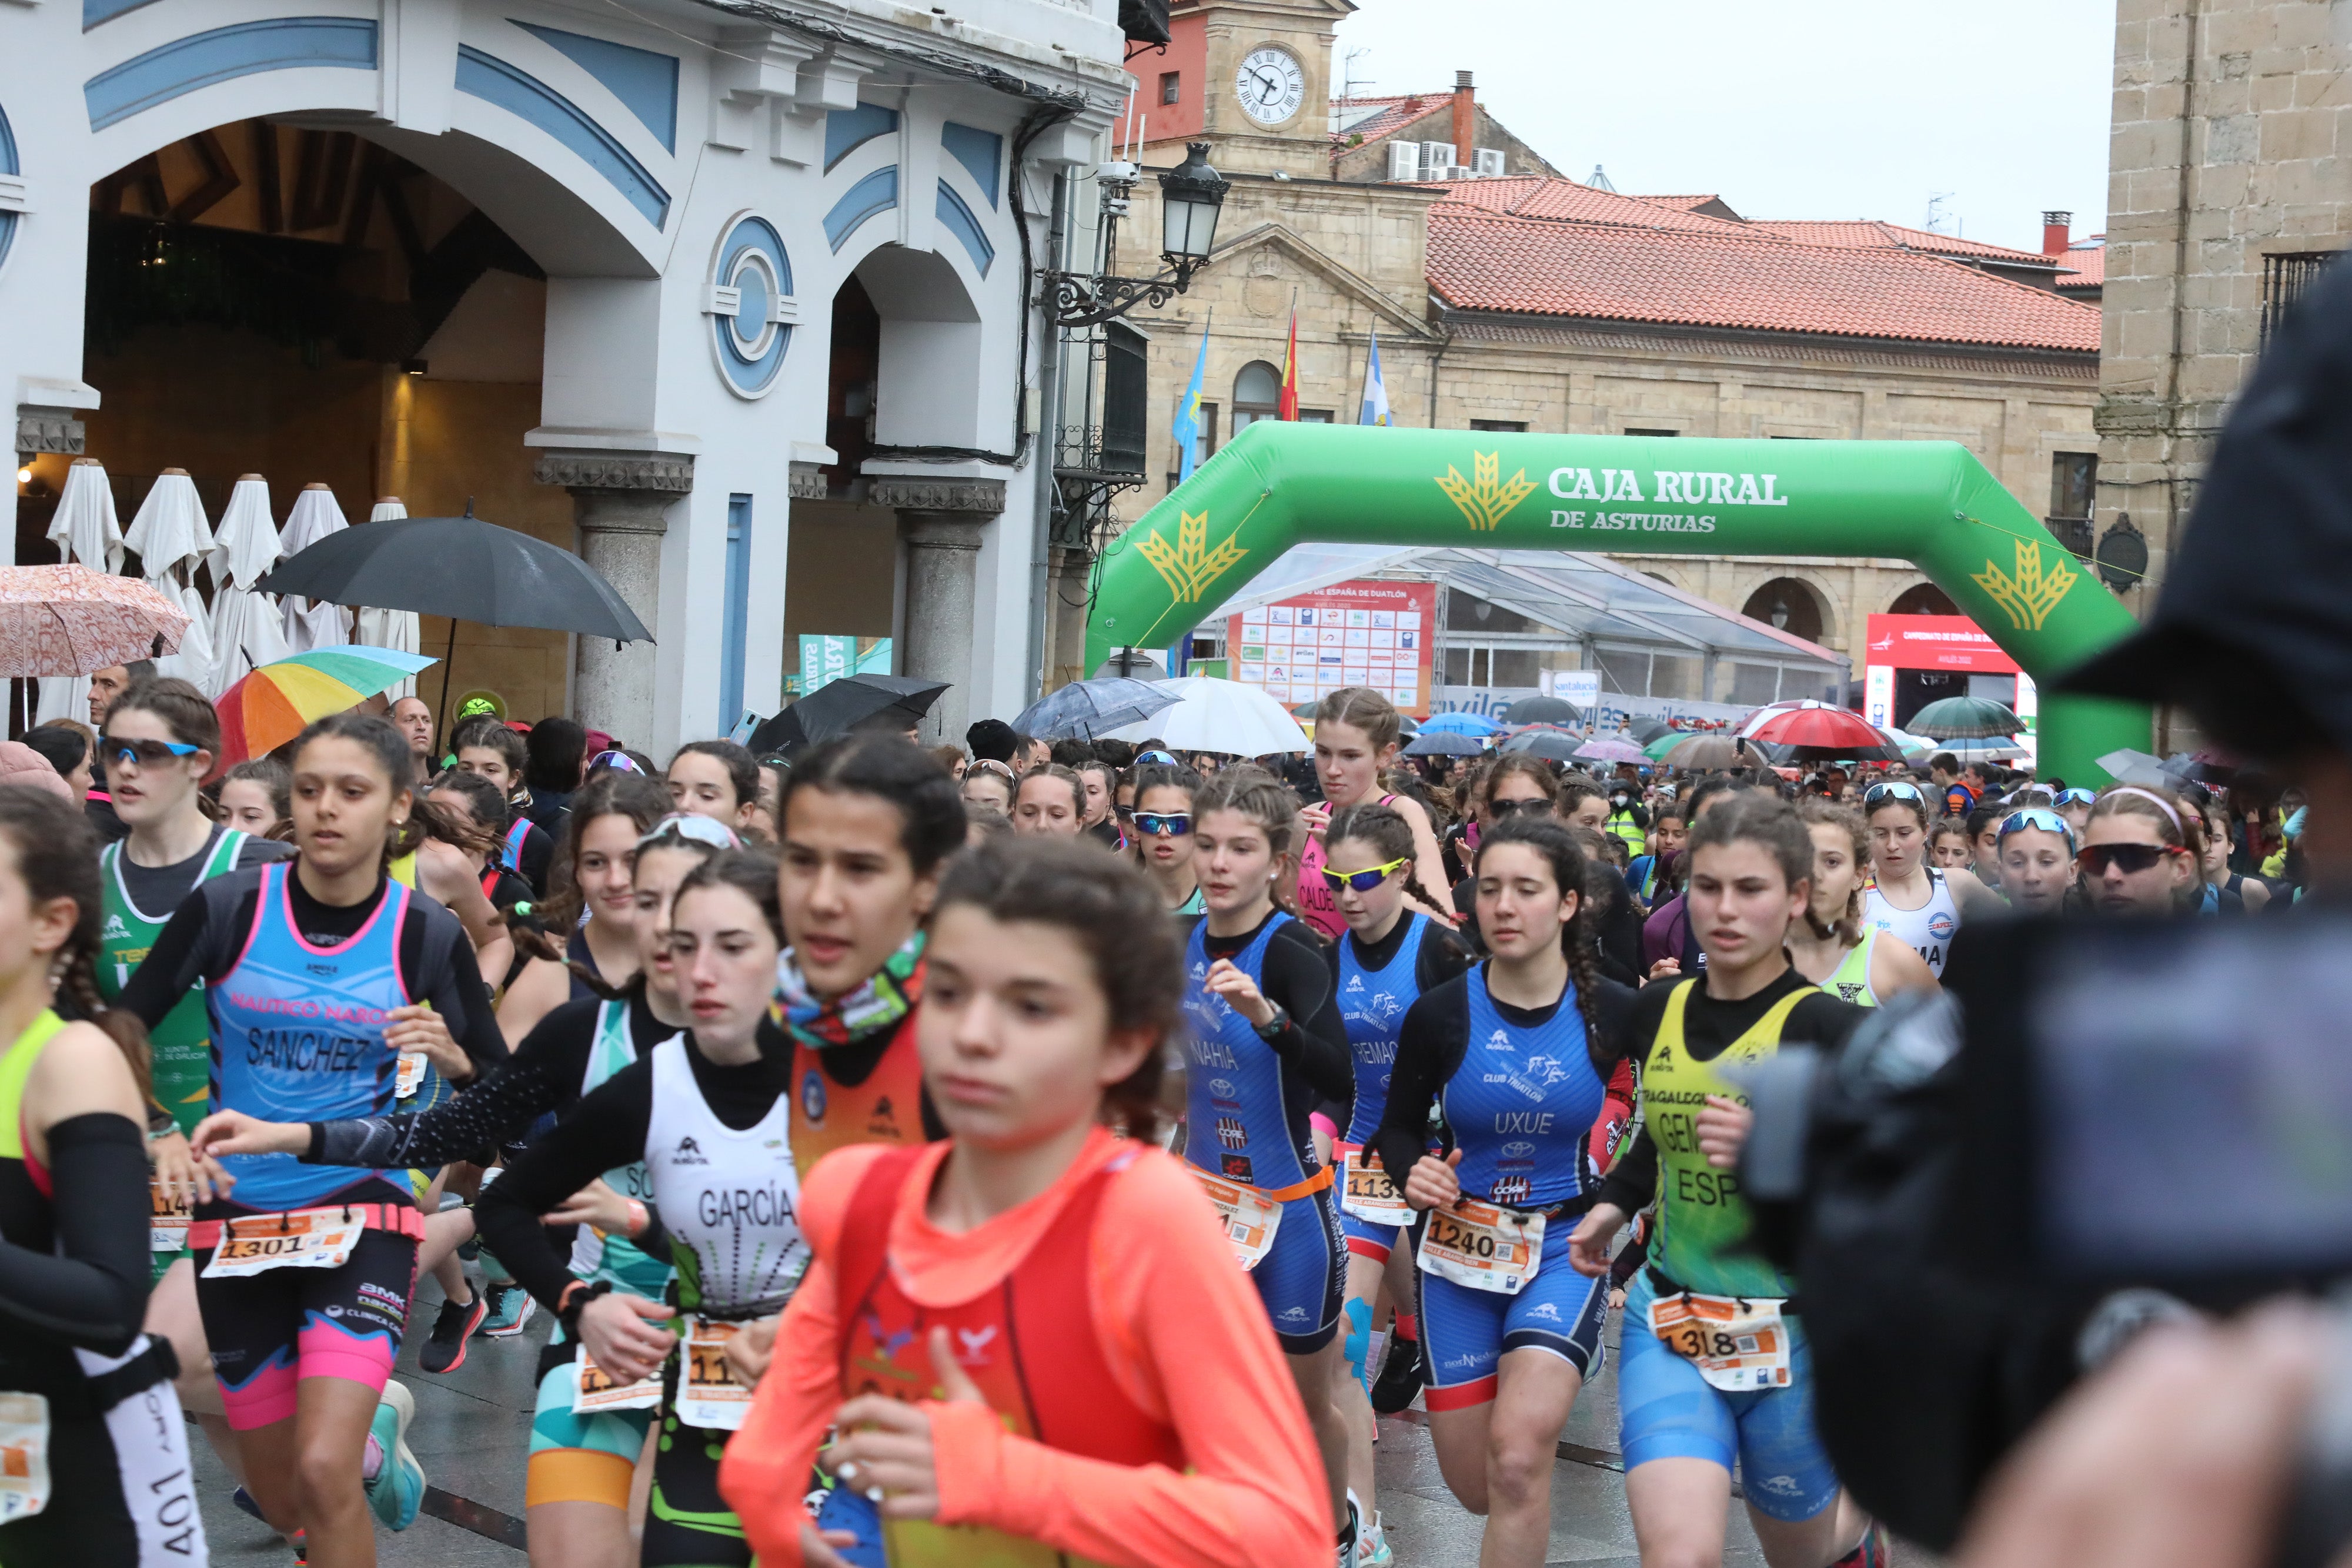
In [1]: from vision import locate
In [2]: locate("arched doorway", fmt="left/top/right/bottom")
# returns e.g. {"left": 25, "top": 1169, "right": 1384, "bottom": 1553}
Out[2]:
{"left": 1232, "top": 360, "right": 1281, "bottom": 433}
{"left": 41, "top": 121, "right": 580, "bottom": 724}
{"left": 1889, "top": 580, "right": 1959, "bottom": 617}
{"left": 1738, "top": 576, "right": 1826, "bottom": 644}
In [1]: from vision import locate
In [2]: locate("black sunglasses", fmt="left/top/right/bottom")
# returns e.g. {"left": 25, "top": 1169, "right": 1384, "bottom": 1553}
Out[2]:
{"left": 1488, "top": 796, "right": 1551, "bottom": 818}
{"left": 2078, "top": 842, "right": 2184, "bottom": 877}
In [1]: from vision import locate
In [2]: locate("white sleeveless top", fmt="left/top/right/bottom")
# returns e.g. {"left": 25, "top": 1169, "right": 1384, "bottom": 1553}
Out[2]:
{"left": 1863, "top": 868, "right": 1960, "bottom": 977}
{"left": 643, "top": 1034, "right": 807, "bottom": 1316}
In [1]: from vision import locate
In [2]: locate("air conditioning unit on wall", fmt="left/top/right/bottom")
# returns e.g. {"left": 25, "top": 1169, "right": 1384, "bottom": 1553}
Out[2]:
{"left": 1388, "top": 141, "right": 1421, "bottom": 182}
{"left": 1474, "top": 148, "right": 1506, "bottom": 178}
{"left": 1419, "top": 141, "right": 1457, "bottom": 180}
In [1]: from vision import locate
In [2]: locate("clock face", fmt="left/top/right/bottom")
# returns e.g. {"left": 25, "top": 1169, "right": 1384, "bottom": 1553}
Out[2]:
{"left": 1234, "top": 46, "right": 1306, "bottom": 126}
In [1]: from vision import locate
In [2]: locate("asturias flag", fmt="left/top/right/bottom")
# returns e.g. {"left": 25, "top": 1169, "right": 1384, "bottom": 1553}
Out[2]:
{"left": 1359, "top": 329, "right": 1392, "bottom": 427}
{"left": 1172, "top": 323, "right": 1210, "bottom": 482}
{"left": 1277, "top": 310, "right": 1301, "bottom": 422}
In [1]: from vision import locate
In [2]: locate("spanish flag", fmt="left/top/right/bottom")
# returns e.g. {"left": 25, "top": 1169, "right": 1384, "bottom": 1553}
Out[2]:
{"left": 1277, "top": 308, "right": 1300, "bottom": 422}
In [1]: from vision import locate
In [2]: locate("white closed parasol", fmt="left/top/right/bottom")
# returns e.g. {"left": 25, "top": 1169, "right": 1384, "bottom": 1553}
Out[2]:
{"left": 352, "top": 497, "right": 423, "bottom": 700}
{"left": 278, "top": 484, "right": 353, "bottom": 653}
{"left": 122, "top": 468, "right": 217, "bottom": 689}
{"left": 34, "top": 457, "right": 126, "bottom": 724}
{"left": 205, "top": 475, "right": 292, "bottom": 697}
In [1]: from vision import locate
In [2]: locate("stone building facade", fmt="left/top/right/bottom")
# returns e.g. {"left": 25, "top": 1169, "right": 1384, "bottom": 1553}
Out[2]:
{"left": 1102, "top": 1, "right": 2104, "bottom": 696}
{"left": 2095, "top": 0, "right": 2352, "bottom": 617}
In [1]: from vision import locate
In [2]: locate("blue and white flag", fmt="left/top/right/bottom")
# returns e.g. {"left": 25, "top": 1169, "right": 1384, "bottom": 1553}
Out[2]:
{"left": 1172, "top": 322, "right": 1211, "bottom": 480}
{"left": 1359, "top": 329, "right": 1392, "bottom": 427}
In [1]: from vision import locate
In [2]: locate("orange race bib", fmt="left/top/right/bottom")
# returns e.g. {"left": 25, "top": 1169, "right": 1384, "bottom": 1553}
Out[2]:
{"left": 1339, "top": 1149, "right": 1411, "bottom": 1226}
{"left": 676, "top": 1317, "right": 752, "bottom": 1431}
{"left": 1646, "top": 1291, "right": 1792, "bottom": 1391}
{"left": 1417, "top": 1199, "right": 1542, "bottom": 1295}
{"left": 201, "top": 1208, "right": 365, "bottom": 1278}
{"left": 1192, "top": 1170, "right": 1282, "bottom": 1271}
{"left": 0, "top": 1392, "right": 51, "bottom": 1522}
{"left": 572, "top": 1347, "right": 662, "bottom": 1415}
{"left": 149, "top": 1177, "right": 190, "bottom": 1254}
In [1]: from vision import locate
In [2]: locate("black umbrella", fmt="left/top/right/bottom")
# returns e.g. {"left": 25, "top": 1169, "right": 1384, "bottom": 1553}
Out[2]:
{"left": 256, "top": 503, "right": 654, "bottom": 735}
{"left": 1499, "top": 729, "right": 1582, "bottom": 763}
{"left": 1624, "top": 716, "right": 1672, "bottom": 745}
{"left": 1404, "top": 730, "right": 1484, "bottom": 757}
{"left": 1502, "top": 694, "right": 1582, "bottom": 726}
{"left": 748, "top": 674, "right": 948, "bottom": 756}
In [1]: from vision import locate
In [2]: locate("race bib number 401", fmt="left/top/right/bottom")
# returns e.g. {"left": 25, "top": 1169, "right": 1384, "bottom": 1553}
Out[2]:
{"left": 201, "top": 1208, "right": 367, "bottom": 1278}
{"left": 1418, "top": 1199, "right": 1542, "bottom": 1295}
{"left": 1646, "top": 1291, "right": 1793, "bottom": 1391}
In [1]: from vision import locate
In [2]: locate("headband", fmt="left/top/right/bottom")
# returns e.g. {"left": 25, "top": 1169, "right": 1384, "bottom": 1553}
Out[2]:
{"left": 2103, "top": 785, "right": 2184, "bottom": 835}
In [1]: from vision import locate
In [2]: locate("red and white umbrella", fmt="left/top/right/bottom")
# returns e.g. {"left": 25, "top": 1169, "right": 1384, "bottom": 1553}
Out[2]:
{"left": 1742, "top": 700, "right": 1903, "bottom": 758}
{"left": 0, "top": 564, "right": 191, "bottom": 677}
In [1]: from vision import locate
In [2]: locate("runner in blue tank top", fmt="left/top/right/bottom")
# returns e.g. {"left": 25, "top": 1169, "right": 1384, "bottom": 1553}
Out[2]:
{"left": 1179, "top": 770, "right": 1361, "bottom": 1560}
{"left": 1374, "top": 815, "right": 1636, "bottom": 1568}
{"left": 1320, "top": 802, "right": 1473, "bottom": 1568}
{"left": 146, "top": 714, "right": 505, "bottom": 1563}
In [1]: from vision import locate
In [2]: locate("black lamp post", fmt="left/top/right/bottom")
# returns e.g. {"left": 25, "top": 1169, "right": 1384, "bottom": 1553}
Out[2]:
{"left": 1044, "top": 142, "right": 1230, "bottom": 329}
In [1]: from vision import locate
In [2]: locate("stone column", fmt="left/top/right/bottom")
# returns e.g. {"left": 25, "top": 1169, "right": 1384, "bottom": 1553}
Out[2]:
{"left": 533, "top": 449, "right": 694, "bottom": 748}
{"left": 874, "top": 476, "right": 1004, "bottom": 745}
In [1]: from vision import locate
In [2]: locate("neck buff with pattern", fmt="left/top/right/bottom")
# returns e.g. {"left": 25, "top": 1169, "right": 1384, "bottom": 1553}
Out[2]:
{"left": 774, "top": 930, "right": 927, "bottom": 1049}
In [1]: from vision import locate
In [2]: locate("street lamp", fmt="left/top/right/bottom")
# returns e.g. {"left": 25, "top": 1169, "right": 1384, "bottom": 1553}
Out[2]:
{"left": 1044, "top": 142, "right": 1230, "bottom": 329}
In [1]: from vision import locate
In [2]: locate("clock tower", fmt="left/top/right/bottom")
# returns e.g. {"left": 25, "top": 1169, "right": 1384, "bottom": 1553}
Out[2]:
{"left": 1127, "top": 0, "right": 1353, "bottom": 178}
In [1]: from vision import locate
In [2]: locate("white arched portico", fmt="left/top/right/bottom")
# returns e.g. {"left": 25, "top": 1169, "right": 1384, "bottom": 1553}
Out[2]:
{"left": 4, "top": 0, "right": 1126, "bottom": 751}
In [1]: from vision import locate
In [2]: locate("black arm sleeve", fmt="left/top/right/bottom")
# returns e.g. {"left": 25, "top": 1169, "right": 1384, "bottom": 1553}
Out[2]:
{"left": 307, "top": 1002, "right": 596, "bottom": 1169}
{"left": 0, "top": 1115, "right": 153, "bottom": 1354}
{"left": 116, "top": 891, "right": 220, "bottom": 1028}
{"left": 1598, "top": 1128, "right": 1660, "bottom": 1215}
{"left": 1594, "top": 981, "right": 1676, "bottom": 1215}
{"left": 473, "top": 1061, "right": 654, "bottom": 1311}
{"left": 1414, "top": 924, "right": 1475, "bottom": 993}
{"left": 412, "top": 908, "right": 507, "bottom": 1074}
{"left": 1374, "top": 983, "right": 1467, "bottom": 1188}
{"left": 1256, "top": 925, "right": 1353, "bottom": 1105}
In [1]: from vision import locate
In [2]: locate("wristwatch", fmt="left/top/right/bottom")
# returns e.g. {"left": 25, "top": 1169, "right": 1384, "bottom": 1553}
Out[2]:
{"left": 1252, "top": 1001, "right": 1291, "bottom": 1041}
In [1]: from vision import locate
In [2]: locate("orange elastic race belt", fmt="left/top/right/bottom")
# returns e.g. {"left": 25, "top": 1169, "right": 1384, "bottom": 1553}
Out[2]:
{"left": 189, "top": 1203, "right": 426, "bottom": 1251}
{"left": 1258, "top": 1166, "right": 1334, "bottom": 1203}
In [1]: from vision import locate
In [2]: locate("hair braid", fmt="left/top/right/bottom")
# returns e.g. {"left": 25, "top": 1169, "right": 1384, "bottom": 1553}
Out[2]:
{"left": 62, "top": 932, "right": 151, "bottom": 1102}
{"left": 1560, "top": 898, "right": 1604, "bottom": 1048}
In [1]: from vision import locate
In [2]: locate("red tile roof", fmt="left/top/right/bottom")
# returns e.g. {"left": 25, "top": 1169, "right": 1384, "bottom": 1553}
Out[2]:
{"left": 2057, "top": 241, "right": 2104, "bottom": 290}
{"left": 1425, "top": 175, "right": 1758, "bottom": 236}
{"left": 1330, "top": 94, "right": 1449, "bottom": 148}
{"left": 1426, "top": 198, "right": 2101, "bottom": 352}
{"left": 1742, "top": 219, "right": 2058, "bottom": 267}
{"left": 1635, "top": 194, "right": 1726, "bottom": 212}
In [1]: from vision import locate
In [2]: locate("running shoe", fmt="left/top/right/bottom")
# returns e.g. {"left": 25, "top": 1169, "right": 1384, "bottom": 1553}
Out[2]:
{"left": 1369, "top": 1334, "right": 1423, "bottom": 1414}
{"left": 419, "top": 1288, "right": 486, "bottom": 1373}
{"left": 481, "top": 1281, "right": 536, "bottom": 1337}
{"left": 231, "top": 1485, "right": 266, "bottom": 1522}
{"left": 1830, "top": 1521, "right": 1889, "bottom": 1568}
{"left": 363, "top": 1379, "right": 425, "bottom": 1531}
{"left": 1336, "top": 1496, "right": 1359, "bottom": 1568}
{"left": 1356, "top": 1510, "right": 1394, "bottom": 1568}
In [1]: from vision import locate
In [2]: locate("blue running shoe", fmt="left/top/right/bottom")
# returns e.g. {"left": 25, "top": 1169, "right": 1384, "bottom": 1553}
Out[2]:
{"left": 482, "top": 1281, "right": 536, "bottom": 1337}
{"left": 364, "top": 1379, "right": 425, "bottom": 1531}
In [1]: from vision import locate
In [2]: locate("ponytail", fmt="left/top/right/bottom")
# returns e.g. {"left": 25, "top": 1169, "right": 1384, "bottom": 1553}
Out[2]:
{"left": 0, "top": 790, "right": 151, "bottom": 1098}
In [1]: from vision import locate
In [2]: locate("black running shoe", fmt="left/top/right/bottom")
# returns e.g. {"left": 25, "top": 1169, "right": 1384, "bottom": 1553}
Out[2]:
{"left": 419, "top": 1289, "right": 486, "bottom": 1375}
{"left": 1370, "top": 1334, "right": 1422, "bottom": 1415}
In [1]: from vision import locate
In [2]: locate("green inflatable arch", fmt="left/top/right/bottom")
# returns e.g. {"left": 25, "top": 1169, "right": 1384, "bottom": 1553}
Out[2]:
{"left": 1086, "top": 424, "right": 2150, "bottom": 785}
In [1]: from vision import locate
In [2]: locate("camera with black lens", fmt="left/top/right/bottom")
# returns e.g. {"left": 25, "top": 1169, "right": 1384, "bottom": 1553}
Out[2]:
{"left": 1736, "top": 912, "right": 2352, "bottom": 1561}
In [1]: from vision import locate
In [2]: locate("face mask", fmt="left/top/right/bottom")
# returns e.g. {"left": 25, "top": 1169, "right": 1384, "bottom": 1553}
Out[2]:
{"left": 1612, "top": 794, "right": 1628, "bottom": 807}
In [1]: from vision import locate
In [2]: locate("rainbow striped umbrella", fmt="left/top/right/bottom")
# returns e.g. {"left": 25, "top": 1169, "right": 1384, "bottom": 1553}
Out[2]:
{"left": 215, "top": 647, "right": 439, "bottom": 767}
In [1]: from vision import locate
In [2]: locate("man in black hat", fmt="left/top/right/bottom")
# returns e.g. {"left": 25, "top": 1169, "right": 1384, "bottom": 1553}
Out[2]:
{"left": 966, "top": 718, "right": 1018, "bottom": 767}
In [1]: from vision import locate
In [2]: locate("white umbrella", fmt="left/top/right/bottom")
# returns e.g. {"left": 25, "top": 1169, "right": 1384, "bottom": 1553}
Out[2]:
{"left": 1100, "top": 676, "right": 1312, "bottom": 755}
{"left": 353, "top": 497, "right": 423, "bottom": 700}
{"left": 122, "top": 468, "right": 216, "bottom": 689}
{"left": 278, "top": 484, "right": 353, "bottom": 652}
{"left": 206, "top": 476, "right": 290, "bottom": 697}
{"left": 34, "top": 457, "right": 126, "bottom": 724}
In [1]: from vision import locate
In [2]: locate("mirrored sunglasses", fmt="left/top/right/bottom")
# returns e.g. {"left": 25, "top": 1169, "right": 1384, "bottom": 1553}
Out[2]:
{"left": 110, "top": 739, "right": 200, "bottom": 768}
{"left": 1134, "top": 811, "right": 1191, "bottom": 837}
{"left": 1319, "top": 856, "right": 1409, "bottom": 894}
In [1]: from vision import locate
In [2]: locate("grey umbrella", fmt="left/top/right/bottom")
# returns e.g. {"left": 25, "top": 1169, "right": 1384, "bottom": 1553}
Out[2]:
{"left": 1405, "top": 730, "right": 1485, "bottom": 757}
{"left": 1502, "top": 694, "right": 1583, "bottom": 726}
{"left": 1013, "top": 677, "right": 1180, "bottom": 740}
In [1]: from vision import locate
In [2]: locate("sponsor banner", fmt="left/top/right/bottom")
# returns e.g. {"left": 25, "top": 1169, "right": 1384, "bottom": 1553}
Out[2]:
{"left": 1230, "top": 580, "right": 1436, "bottom": 717}
{"left": 794, "top": 636, "right": 892, "bottom": 698}
{"left": 1863, "top": 614, "right": 2017, "bottom": 676}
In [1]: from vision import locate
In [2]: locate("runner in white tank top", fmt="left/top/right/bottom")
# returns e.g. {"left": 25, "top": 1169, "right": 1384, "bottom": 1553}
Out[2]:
{"left": 1863, "top": 872, "right": 1962, "bottom": 976}
{"left": 1860, "top": 781, "right": 2003, "bottom": 979}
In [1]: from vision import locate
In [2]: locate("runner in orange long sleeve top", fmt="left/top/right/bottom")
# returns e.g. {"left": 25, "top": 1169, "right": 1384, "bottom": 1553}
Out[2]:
{"left": 719, "top": 836, "right": 1329, "bottom": 1568}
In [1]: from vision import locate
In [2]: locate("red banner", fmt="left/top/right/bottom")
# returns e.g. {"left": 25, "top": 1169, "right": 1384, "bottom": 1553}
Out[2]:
{"left": 1863, "top": 613, "right": 2018, "bottom": 675}
{"left": 1230, "top": 581, "right": 1438, "bottom": 717}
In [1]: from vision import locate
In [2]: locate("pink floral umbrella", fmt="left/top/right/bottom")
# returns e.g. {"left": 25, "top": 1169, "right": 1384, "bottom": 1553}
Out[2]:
{"left": 0, "top": 564, "right": 192, "bottom": 676}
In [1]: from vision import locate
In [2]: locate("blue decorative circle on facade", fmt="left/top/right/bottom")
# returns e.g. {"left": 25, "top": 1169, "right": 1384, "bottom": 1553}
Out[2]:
{"left": 708, "top": 213, "right": 792, "bottom": 399}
